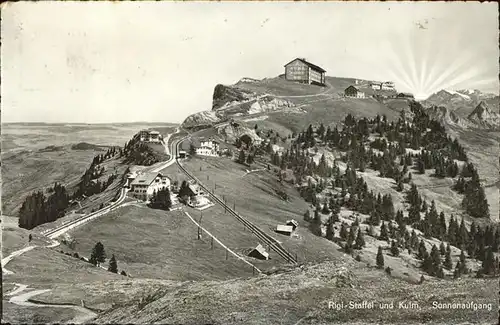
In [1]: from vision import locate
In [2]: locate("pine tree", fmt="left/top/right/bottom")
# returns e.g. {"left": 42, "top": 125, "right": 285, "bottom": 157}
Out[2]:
{"left": 108, "top": 254, "right": 118, "bottom": 273}
{"left": 90, "top": 242, "right": 106, "bottom": 266}
{"left": 439, "top": 242, "right": 446, "bottom": 256}
{"left": 390, "top": 240, "right": 400, "bottom": 257}
{"left": 326, "top": 217, "right": 335, "bottom": 241}
{"left": 430, "top": 245, "right": 442, "bottom": 276}
{"left": 457, "top": 250, "right": 467, "bottom": 275}
{"left": 417, "top": 240, "right": 427, "bottom": 260}
{"left": 482, "top": 248, "right": 495, "bottom": 275}
{"left": 444, "top": 249, "right": 453, "bottom": 270}
{"left": 348, "top": 226, "right": 356, "bottom": 242}
{"left": 354, "top": 229, "right": 365, "bottom": 249}
{"left": 344, "top": 238, "right": 354, "bottom": 254}
{"left": 339, "top": 223, "right": 348, "bottom": 241}
{"left": 379, "top": 221, "right": 389, "bottom": 241}
{"left": 376, "top": 246, "right": 385, "bottom": 269}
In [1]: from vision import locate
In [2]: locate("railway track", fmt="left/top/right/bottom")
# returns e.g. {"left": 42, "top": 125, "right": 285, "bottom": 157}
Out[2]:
{"left": 44, "top": 187, "right": 128, "bottom": 239}
{"left": 174, "top": 140, "right": 297, "bottom": 264}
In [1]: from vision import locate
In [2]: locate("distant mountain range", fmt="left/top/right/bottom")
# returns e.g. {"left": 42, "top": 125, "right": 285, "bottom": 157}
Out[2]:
{"left": 421, "top": 89, "right": 499, "bottom": 129}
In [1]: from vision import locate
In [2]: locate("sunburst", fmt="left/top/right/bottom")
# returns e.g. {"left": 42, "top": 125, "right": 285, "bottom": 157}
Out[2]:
{"left": 384, "top": 22, "right": 497, "bottom": 99}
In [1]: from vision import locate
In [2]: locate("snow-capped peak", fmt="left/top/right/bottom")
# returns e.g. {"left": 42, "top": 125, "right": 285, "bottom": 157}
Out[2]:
{"left": 442, "top": 89, "right": 471, "bottom": 100}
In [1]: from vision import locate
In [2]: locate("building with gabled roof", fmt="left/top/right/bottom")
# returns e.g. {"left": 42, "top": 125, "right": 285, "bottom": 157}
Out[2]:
{"left": 248, "top": 244, "right": 270, "bottom": 260}
{"left": 130, "top": 172, "right": 171, "bottom": 201}
{"left": 275, "top": 224, "right": 294, "bottom": 236}
{"left": 286, "top": 219, "right": 299, "bottom": 231}
{"left": 284, "top": 58, "right": 326, "bottom": 86}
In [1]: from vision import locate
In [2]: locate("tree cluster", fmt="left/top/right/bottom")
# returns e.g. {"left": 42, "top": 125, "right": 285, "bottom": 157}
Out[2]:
{"left": 18, "top": 183, "right": 70, "bottom": 230}
{"left": 148, "top": 188, "right": 172, "bottom": 210}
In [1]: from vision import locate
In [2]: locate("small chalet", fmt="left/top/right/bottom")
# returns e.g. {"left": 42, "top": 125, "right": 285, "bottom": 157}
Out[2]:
{"left": 248, "top": 244, "right": 269, "bottom": 260}
{"left": 275, "top": 225, "right": 294, "bottom": 236}
{"left": 344, "top": 86, "right": 366, "bottom": 99}
{"left": 286, "top": 219, "right": 299, "bottom": 231}
{"left": 284, "top": 58, "right": 326, "bottom": 86}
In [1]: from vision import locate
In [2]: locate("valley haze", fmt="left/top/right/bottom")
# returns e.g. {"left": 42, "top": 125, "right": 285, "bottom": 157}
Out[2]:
{"left": 1, "top": 2, "right": 499, "bottom": 325}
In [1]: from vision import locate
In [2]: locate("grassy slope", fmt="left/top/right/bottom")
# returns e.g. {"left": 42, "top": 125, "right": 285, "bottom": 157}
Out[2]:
{"left": 89, "top": 260, "right": 496, "bottom": 324}
{"left": 5, "top": 246, "right": 120, "bottom": 287}
{"left": 182, "top": 156, "right": 348, "bottom": 264}
{"left": 1, "top": 148, "right": 97, "bottom": 216}
{"left": 63, "top": 204, "right": 265, "bottom": 282}
{"left": 234, "top": 77, "right": 403, "bottom": 133}
{"left": 1, "top": 216, "right": 52, "bottom": 257}
{"left": 2, "top": 302, "right": 77, "bottom": 324}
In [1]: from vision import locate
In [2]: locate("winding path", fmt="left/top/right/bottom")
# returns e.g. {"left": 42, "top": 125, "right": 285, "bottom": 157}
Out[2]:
{"left": 3, "top": 239, "right": 97, "bottom": 324}
{"left": 7, "top": 285, "right": 97, "bottom": 324}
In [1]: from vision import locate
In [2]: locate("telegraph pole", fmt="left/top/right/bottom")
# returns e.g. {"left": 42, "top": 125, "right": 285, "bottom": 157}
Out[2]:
{"left": 197, "top": 212, "right": 203, "bottom": 240}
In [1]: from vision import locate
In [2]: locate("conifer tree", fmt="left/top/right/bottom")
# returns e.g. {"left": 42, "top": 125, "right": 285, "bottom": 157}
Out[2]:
{"left": 417, "top": 240, "right": 427, "bottom": 260}
{"left": 376, "top": 246, "right": 385, "bottom": 269}
{"left": 430, "top": 244, "right": 442, "bottom": 276}
{"left": 340, "top": 222, "right": 348, "bottom": 241}
{"left": 390, "top": 240, "right": 400, "bottom": 257}
{"left": 348, "top": 226, "right": 356, "bottom": 242}
{"left": 444, "top": 248, "right": 453, "bottom": 270}
{"left": 90, "top": 242, "right": 106, "bottom": 267}
{"left": 379, "top": 221, "right": 389, "bottom": 241}
{"left": 482, "top": 248, "right": 495, "bottom": 275}
{"left": 354, "top": 229, "right": 366, "bottom": 249}
{"left": 108, "top": 254, "right": 118, "bottom": 273}
{"left": 344, "top": 237, "right": 354, "bottom": 254}
{"left": 326, "top": 217, "right": 335, "bottom": 241}
{"left": 439, "top": 242, "right": 446, "bottom": 256}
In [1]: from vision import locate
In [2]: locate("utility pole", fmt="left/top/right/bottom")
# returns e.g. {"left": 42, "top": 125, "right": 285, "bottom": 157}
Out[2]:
{"left": 226, "top": 249, "right": 228, "bottom": 260}
{"left": 211, "top": 237, "right": 214, "bottom": 250}
{"left": 197, "top": 212, "right": 203, "bottom": 240}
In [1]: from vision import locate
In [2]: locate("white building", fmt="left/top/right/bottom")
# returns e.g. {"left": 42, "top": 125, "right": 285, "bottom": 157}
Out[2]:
{"left": 381, "top": 81, "right": 395, "bottom": 90}
{"left": 138, "top": 130, "right": 162, "bottom": 143}
{"left": 195, "top": 139, "right": 220, "bottom": 157}
{"left": 370, "top": 82, "right": 382, "bottom": 90}
{"left": 130, "top": 172, "right": 171, "bottom": 201}
{"left": 344, "top": 85, "right": 366, "bottom": 99}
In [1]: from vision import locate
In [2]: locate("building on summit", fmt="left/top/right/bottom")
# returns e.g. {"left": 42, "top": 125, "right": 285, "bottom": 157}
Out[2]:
{"left": 284, "top": 58, "right": 326, "bottom": 86}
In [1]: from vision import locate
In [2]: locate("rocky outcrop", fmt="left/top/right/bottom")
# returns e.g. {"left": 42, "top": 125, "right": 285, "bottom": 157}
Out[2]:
{"left": 247, "top": 96, "right": 295, "bottom": 114}
{"left": 216, "top": 122, "right": 263, "bottom": 145}
{"left": 425, "top": 105, "right": 471, "bottom": 128}
{"left": 212, "top": 84, "right": 256, "bottom": 110}
{"left": 181, "top": 111, "right": 220, "bottom": 129}
{"left": 467, "top": 101, "right": 500, "bottom": 128}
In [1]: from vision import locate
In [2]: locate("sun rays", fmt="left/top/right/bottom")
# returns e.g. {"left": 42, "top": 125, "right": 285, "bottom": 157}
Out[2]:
{"left": 382, "top": 22, "right": 498, "bottom": 99}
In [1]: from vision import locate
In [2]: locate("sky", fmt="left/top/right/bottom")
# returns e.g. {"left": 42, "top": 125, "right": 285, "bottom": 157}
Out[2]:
{"left": 1, "top": 1, "right": 498, "bottom": 124}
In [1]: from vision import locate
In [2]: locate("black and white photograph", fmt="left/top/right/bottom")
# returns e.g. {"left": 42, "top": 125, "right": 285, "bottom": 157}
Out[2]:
{"left": 1, "top": 1, "right": 499, "bottom": 324}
